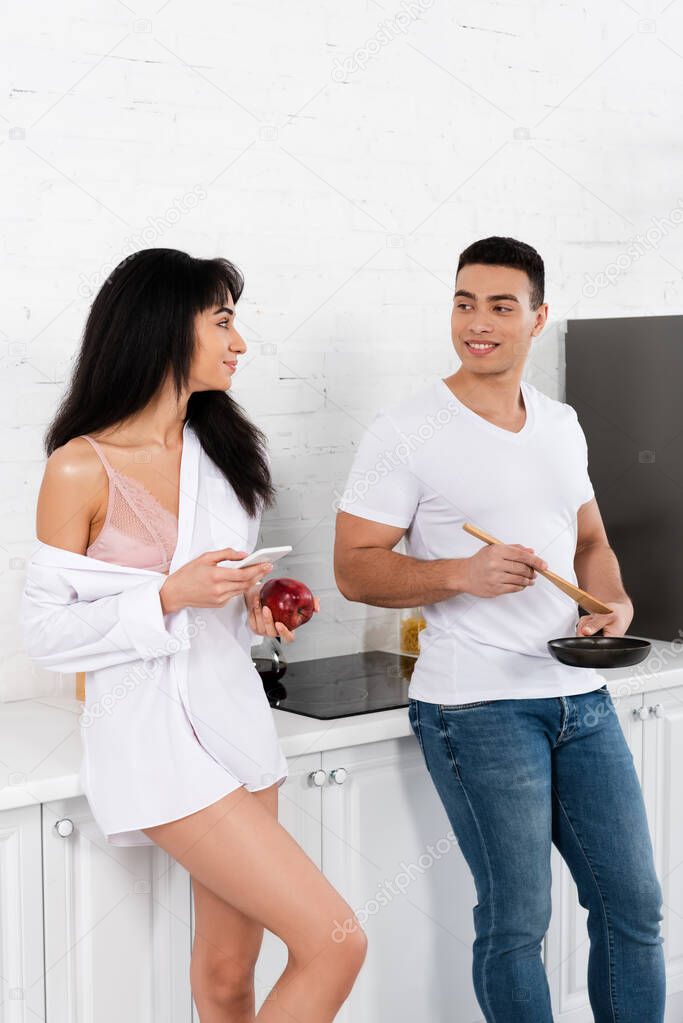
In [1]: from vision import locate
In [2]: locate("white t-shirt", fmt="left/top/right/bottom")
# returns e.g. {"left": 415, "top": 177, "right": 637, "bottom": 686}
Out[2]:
{"left": 337, "top": 377, "right": 606, "bottom": 704}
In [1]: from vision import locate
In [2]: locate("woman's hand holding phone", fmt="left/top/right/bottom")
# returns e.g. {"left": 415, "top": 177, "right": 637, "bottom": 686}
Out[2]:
{"left": 160, "top": 548, "right": 274, "bottom": 614}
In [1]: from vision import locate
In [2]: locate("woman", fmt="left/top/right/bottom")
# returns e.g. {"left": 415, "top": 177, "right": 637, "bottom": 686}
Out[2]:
{"left": 21, "top": 248, "right": 367, "bottom": 1022}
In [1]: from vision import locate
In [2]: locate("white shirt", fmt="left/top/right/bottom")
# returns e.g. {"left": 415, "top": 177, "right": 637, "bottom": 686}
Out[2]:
{"left": 337, "top": 378, "right": 606, "bottom": 704}
{"left": 20, "top": 420, "right": 287, "bottom": 845}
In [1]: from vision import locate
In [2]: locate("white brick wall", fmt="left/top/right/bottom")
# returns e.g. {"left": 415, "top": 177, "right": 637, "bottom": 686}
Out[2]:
{"left": 3, "top": 1, "right": 683, "bottom": 699}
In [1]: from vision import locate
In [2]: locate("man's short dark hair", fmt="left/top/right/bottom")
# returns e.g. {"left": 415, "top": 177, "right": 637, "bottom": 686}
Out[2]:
{"left": 456, "top": 236, "right": 545, "bottom": 310}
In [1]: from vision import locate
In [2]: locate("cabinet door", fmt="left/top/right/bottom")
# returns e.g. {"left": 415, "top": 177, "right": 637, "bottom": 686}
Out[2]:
{"left": 190, "top": 753, "right": 324, "bottom": 1021}
{"left": 642, "top": 685, "right": 683, "bottom": 1013}
{"left": 546, "top": 691, "right": 645, "bottom": 1021}
{"left": 42, "top": 795, "right": 191, "bottom": 1023}
{"left": 320, "top": 736, "right": 480, "bottom": 1023}
{"left": 0, "top": 804, "right": 45, "bottom": 1022}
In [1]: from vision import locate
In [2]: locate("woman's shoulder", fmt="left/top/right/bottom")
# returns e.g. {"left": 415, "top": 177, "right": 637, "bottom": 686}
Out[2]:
{"left": 36, "top": 438, "right": 107, "bottom": 551}
{"left": 46, "top": 435, "right": 108, "bottom": 486}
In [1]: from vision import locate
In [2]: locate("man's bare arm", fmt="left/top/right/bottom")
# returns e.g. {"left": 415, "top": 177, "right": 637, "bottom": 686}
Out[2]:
{"left": 334, "top": 511, "right": 546, "bottom": 608}
{"left": 334, "top": 512, "right": 468, "bottom": 607}
{"left": 574, "top": 498, "right": 632, "bottom": 611}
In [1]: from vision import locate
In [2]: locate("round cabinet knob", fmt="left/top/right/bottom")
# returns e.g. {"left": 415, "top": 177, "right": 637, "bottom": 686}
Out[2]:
{"left": 54, "top": 818, "right": 74, "bottom": 838}
{"left": 330, "top": 767, "right": 348, "bottom": 785}
{"left": 650, "top": 703, "right": 664, "bottom": 718}
{"left": 636, "top": 706, "right": 650, "bottom": 721}
{"left": 308, "top": 769, "right": 327, "bottom": 788}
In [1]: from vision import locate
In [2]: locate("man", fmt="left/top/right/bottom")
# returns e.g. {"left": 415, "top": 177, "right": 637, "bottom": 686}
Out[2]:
{"left": 334, "top": 237, "right": 665, "bottom": 1022}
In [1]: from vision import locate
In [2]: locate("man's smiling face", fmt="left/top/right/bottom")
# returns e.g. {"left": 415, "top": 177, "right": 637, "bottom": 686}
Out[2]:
{"left": 451, "top": 263, "right": 548, "bottom": 377}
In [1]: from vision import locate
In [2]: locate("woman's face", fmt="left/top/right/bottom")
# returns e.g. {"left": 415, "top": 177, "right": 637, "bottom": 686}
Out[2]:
{"left": 190, "top": 291, "right": 247, "bottom": 392}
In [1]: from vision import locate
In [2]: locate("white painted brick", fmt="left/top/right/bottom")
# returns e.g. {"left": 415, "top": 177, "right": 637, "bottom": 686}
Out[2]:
{"left": 260, "top": 519, "right": 334, "bottom": 556}
{"left": 270, "top": 451, "right": 351, "bottom": 486}
{"left": 269, "top": 486, "right": 301, "bottom": 520}
{"left": 238, "top": 379, "right": 325, "bottom": 417}
{"left": 280, "top": 552, "right": 336, "bottom": 592}
{"left": 4, "top": 0, "right": 682, "bottom": 697}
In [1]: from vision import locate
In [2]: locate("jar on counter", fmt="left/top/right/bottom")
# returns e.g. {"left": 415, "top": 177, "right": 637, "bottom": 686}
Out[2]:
{"left": 399, "top": 606, "right": 427, "bottom": 656}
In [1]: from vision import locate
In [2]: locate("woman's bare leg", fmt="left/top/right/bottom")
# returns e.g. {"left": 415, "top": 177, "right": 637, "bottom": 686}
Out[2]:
{"left": 188, "top": 784, "right": 278, "bottom": 1021}
{"left": 142, "top": 785, "right": 367, "bottom": 1023}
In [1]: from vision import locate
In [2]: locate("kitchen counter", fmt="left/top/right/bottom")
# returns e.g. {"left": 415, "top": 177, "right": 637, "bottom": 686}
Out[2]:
{"left": 2, "top": 637, "right": 681, "bottom": 813}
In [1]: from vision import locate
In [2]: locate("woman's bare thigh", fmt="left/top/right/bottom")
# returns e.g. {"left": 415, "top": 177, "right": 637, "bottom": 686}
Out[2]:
{"left": 190, "top": 784, "right": 279, "bottom": 971}
{"left": 142, "top": 783, "right": 361, "bottom": 958}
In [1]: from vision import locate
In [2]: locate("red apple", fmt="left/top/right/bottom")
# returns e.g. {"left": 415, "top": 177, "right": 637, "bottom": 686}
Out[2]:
{"left": 259, "top": 577, "right": 315, "bottom": 630}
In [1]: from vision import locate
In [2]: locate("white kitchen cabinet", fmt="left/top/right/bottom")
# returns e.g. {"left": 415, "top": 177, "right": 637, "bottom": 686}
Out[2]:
{"left": 42, "top": 794, "right": 191, "bottom": 1023}
{"left": 320, "top": 735, "right": 481, "bottom": 1023}
{"left": 642, "top": 686, "right": 683, "bottom": 1010}
{"left": 0, "top": 804, "right": 45, "bottom": 1023}
{"left": 189, "top": 753, "right": 324, "bottom": 1020}
{"left": 546, "top": 688, "right": 683, "bottom": 1022}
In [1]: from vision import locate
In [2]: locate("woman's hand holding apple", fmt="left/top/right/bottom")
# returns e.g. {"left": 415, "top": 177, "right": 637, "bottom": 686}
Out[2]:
{"left": 245, "top": 577, "right": 320, "bottom": 642}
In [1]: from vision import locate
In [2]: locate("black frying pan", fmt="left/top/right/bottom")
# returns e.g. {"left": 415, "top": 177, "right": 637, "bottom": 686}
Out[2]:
{"left": 547, "top": 630, "right": 651, "bottom": 669}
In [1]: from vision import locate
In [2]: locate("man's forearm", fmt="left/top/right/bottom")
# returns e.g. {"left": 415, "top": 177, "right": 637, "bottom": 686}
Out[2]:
{"left": 336, "top": 548, "right": 470, "bottom": 608}
{"left": 574, "top": 542, "right": 632, "bottom": 609}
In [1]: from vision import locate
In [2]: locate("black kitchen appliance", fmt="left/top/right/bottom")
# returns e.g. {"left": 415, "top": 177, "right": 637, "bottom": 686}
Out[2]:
{"left": 253, "top": 649, "right": 415, "bottom": 719}
{"left": 565, "top": 314, "right": 683, "bottom": 642}
{"left": 547, "top": 632, "right": 651, "bottom": 668}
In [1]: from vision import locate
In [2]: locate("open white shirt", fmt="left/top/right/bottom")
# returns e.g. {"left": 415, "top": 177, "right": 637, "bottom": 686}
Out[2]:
{"left": 20, "top": 420, "right": 287, "bottom": 845}
{"left": 338, "top": 378, "right": 606, "bottom": 704}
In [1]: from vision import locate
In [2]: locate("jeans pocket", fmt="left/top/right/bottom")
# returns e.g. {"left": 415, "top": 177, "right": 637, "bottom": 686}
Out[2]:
{"left": 440, "top": 700, "right": 494, "bottom": 711}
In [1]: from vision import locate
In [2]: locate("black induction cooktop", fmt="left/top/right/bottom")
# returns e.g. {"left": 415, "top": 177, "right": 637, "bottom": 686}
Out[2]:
{"left": 253, "top": 649, "right": 415, "bottom": 719}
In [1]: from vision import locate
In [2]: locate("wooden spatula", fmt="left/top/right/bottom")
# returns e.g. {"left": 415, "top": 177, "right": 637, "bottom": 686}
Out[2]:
{"left": 462, "top": 522, "right": 613, "bottom": 615}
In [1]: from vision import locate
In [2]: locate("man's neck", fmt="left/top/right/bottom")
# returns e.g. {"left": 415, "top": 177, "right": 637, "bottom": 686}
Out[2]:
{"left": 443, "top": 369, "right": 527, "bottom": 431}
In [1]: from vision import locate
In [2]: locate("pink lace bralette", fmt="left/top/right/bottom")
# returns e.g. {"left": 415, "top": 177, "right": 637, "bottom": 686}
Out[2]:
{"left": 81, "top": 435, "right": 178, "bottom": 574}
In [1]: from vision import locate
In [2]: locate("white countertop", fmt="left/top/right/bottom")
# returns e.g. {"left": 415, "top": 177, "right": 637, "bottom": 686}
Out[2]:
{"left": 2, "top": 638, "right": 681, "bottom": 814}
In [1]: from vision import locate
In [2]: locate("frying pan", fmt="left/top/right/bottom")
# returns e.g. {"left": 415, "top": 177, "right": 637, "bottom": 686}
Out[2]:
{"left": 462, "top": 522, "right": 652, "bottom": 669}
{"left": 547, "top": 632, "right": 651, "bottom": 669}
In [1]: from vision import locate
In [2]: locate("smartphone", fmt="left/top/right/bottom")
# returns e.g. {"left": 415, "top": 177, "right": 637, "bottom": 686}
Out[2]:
{"left": 218, "top": 545, "right": 292, "bottom": 570}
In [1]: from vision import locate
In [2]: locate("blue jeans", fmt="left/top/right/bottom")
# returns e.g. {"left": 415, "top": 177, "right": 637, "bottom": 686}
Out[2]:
{"left": 409, "top": 685, "right": 665, "bottom": 1022}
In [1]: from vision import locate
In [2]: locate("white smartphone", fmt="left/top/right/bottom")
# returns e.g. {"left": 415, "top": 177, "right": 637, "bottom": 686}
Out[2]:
{"left": 218, "top": 545, "right": 292, "bottom": 570}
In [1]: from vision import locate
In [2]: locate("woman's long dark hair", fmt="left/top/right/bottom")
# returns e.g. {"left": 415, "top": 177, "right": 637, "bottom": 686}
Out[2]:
{"left": 45, "top": 248, "right": 275, "bottom": 517}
